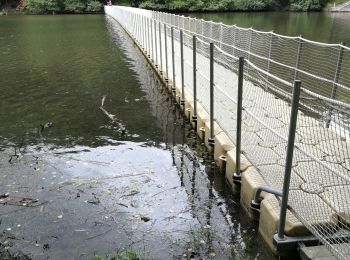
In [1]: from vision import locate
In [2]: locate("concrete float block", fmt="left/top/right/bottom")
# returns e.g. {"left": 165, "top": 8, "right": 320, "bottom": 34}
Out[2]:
{"left": 240, "top": 131, "right": 263, "bottom": 146}
{"left": 241, "top": 145, "right": 280, "bottom": 166}
{"left": 258, "top": 164, "right": 303, "bottom": 190}
{"left": 196, "top": 108, "right": 210, "bottom": 138}
{"left": 213, "top": 132, "right": 235, "bottom": 162}
{"left": 212, "top": 131, "right": 235, "bottom": 171}
{"left": 293, "top": 161, "right": 345, "bottom": 187}
{"left": 259, "top": 194, "right": 309, "bottom": 255}
{"left": 204, "top": 120, "right": 223, "bottom": 149}
{"left": 240, "top": 166, "right": 267, "bottom": 219}
{"left": 320, "top": 185, "right": 350, "bottom": 226}
{"left": 289, "top": 190, "right": 336, "bottom": 228}
{"left": 225, "top": 149, "right": 252, "bottom": 191}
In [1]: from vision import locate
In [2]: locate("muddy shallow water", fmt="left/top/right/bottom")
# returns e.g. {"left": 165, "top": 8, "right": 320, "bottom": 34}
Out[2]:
{"left": 0, "top": 15, "right": 273, "bottom": 259}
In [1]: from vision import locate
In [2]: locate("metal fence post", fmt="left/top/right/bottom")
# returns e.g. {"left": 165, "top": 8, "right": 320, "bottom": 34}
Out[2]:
{"left": 327, "top": 43, "right": 345, "bottom": 128}
{"left": 330, "top": 42, "right": 345, "bottom": 99}
{"left": 208, "top": 42, "right": 215, "bottom": 147}
{"left": 151, "top": 18, "right": 154, "bottom": 61}
{"left": 171, "top": 27, "right": 176, "bottom": 95}
{"left": 277, "top": 80, "right": 301, "bottom": 239}
{"left": 147, "top": 17, "right": 150, "bottom": 56}
{"left": 159, "top": 21, "right": 163, "bottom": 73}
{"left": 234, "top": 57, "right": 244, "bottom": 183}
{"left": 247, "top": 29, "right": 253, "bottom": 61}
{"left": 219, "top": 23, "right": 223, "bottom": 49}
{"left": 192, "top": 35, "right": 197, "bottom": 130}
{"left": 266, "top": 32, "right": 273, "bottom": 84}
{"left": 294, "top": 36, "right": 303, "bottom": 81}
{"left": 141, "top": 15, "right": 144, "bottom": 48}
{"left": 154, "top": 20, "right": 158, "bottom": 66}
{"left": 180, "top": 30, "right": 185, "bottom": 106}
{"left": 164, "top": 24, "right": 169, "bottom": 79}
{"left": 232, "top": 25, "right": 236, "bottom": 57}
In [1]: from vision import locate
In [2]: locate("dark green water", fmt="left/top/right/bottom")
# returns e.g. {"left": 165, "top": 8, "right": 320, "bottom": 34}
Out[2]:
{"left": 0, "top": 15, "right": 274, "bottom": 259}
{"left": 186, "top": 12, "right": 350, "bottom": 44}
{"left": 0, "top": 15, "right": 168, "bottom": 147}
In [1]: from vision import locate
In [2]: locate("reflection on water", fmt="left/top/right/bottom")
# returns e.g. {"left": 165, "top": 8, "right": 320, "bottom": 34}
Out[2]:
{"left": 0, "top": 15, "right": 274, "bottom": 259}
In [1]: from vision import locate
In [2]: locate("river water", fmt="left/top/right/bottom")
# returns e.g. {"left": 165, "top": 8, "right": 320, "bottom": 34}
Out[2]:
{"left": 0, "top": 15, "right": 273, "bottom": 259}
{"left": 185, "top": 12, "right": 350, "bottom": 44}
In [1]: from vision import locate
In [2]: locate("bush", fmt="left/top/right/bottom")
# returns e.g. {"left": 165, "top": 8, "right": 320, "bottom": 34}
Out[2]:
{"left": 289, "top": 0, "right": 325, "bottom": 11}
{"left": 235, "top": 0, "right": 274, "bottom": 10}
{"left": 86, "top": 0, "right": 102, "bottom": 12}
{"left": 25, "top": 0, "right": 47, "bottom": 13}
{"left": 64, "top": 0, "right": 85, "bottom": 13}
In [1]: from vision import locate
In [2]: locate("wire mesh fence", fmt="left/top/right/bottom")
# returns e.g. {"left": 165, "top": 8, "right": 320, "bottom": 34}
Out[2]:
{"left": 105, "top": 6, "right": 350, "bottom": 259}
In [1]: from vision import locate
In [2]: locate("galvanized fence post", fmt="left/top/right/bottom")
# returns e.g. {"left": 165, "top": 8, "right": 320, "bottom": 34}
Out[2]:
{"left": 330, "top": 42, "right": 345, "bottom": 99}
{"left": 147, "top": 17, "right": 150, "bottom": 56}
{"left": 327, "top": 42, "right": 345, "bottom": 128}
{"left": 164, "top": 24, "right": 169, "bottom": 79}
{"left": 171, "top": 27, "right": 176, "bottom": 95}
{"left": 208, "top": 42, "right": 215, "bottom": 147}
{"left": 277, "top": 80, "right": 301, "bottom": 240}
{"left": 192, "top": 35, "right": 197, "bottom": 130}
{"left": 234, "top": 57, "right": 244, "bottom": 183}
{"left": 151, "top": 18, "right": 154, "bottom": 61}
{"left": 180, "top": 30, "right": 185, "bottom": 106}
{"left": 159, "top": 21, "right": 163, "bottom": 73}
{"left": 247, "top": 29, "right": 253, "bottom": 61}
{"left": 294, "top": 36, "right": 303, "bottom": 81}
{"left": 143, "top": 16, "right": 146, "bottom": 49}
{"left": 266, "top": 32, "right": 273, "bottom": 84}
{"left": 232, "top": 25, "right": 236, "bottom": 58}
{"left": 154, "top": 20, "right": 158, "bottom": 66}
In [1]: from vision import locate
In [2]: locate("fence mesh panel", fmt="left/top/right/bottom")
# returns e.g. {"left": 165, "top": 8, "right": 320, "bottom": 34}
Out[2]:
{"left": 106, "top": 6, "right": 350, "bottom": 259}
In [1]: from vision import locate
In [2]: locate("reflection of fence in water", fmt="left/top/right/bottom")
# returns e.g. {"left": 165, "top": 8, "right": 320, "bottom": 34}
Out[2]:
{"left": 105, "top": 6, "right": 350, "bottom": 260}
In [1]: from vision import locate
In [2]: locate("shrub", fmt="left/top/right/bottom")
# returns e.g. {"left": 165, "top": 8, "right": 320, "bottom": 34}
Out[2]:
{"left": 86, "top": 0, "right": 102, "bottom": 12}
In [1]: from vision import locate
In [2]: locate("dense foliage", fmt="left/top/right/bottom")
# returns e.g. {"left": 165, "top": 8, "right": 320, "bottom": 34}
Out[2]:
{"left": 0, "top": 0, "right": 333, "bottom": 13}
{"left": 25, "top": 0, "right": 103, "bottom": 13}
{"left": 134, "top": 0, "right": 327, "bottom": 11}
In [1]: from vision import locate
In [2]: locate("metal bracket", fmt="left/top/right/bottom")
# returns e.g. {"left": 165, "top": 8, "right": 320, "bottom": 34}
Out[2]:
{"left": 250, "top": 186, "right": 282, "bottom": 212}
{"left": 273, "top": 234, "right": 319, "bottom": 252}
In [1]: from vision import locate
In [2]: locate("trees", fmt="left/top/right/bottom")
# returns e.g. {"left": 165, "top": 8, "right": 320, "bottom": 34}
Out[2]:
{"left": 13, "top": 0, "right": 330, "bottom": 13}
{"left": 289, "top": 0, "right": 326, "bottom": 11}
{"left": 24, "top": 0, "right": 102, "bottom": 13}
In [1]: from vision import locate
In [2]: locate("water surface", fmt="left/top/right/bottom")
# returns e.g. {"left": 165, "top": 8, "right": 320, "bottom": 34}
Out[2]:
{"left": 0, "top": 15, "right": 273, "bottom": 259}
{"left": 185, "top": 12, "right": 350, "bottom": 44}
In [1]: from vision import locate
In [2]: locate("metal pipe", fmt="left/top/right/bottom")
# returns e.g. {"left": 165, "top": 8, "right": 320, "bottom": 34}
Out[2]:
{"left": 154, "top": 20, "right": 158, "bottom": 66}
{"left": 171, "top": 27, "right": 176, "bottom": 95}
{"left": 331, "top": 42, "right": 345, "bottom": 100}
{"left": 147, "top": 17, "right": 150, "bottom": 56}
{"left": 277, "top": 80, "right": 301, "bottom": 240}
{"left": 208, "top": 42, "right": 215, "bottom": 146}
{"left": 232, "top": 25, "right": 236, "bottom": 57}
{"left": 267, "top": 32, "right": 273, "bottom": 74}
{"left": 180, "top": 30, "right": 185, "bottom": 106}
{"left": 192, "top": 35, "right": 197, "bottom": 130}
{"left": 150, "top": 18, "right": 154, "bottom": 61}
{"left": 159, "top": 21, "right": 163, "bottom": 72}
{"left": 234, "top": 57, "right": 244, "bottom": 183}
{"left": 251, "top": 186, "right": 283, "bottom": 210}
{"left": 326, "top": 43, "right": 345, "bottom": 128}
{"left": 294, "top": 36, "right": 303, "bottom": 81}
{"left": 164, "top": 24, "right": 168, "bottom": 78}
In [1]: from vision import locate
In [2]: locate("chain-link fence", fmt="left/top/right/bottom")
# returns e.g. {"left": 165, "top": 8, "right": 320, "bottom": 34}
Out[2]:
{"left": 105, "top": 6, "right": 350, "bottom": 259}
